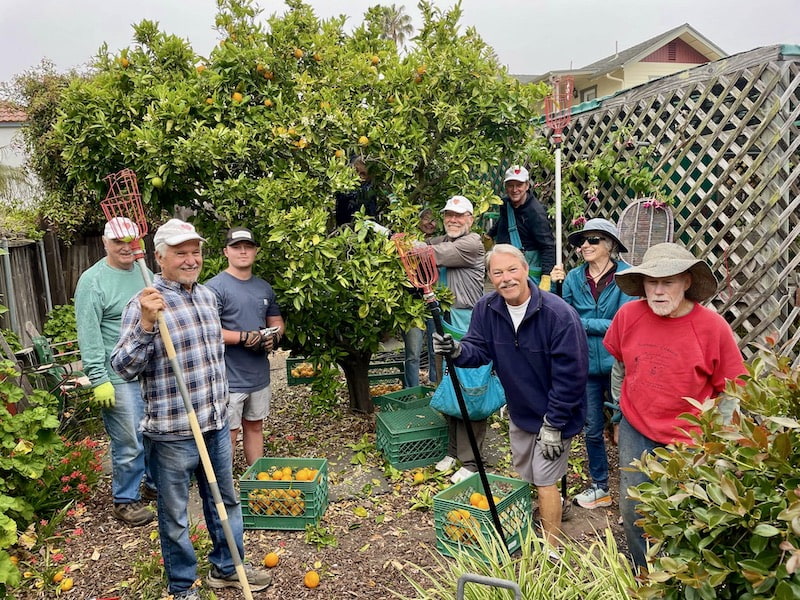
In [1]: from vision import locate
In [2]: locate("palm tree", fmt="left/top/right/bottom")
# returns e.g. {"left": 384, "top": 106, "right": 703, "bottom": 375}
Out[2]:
{"left": 378, "top": 4, "right": 414, "bottom": 49}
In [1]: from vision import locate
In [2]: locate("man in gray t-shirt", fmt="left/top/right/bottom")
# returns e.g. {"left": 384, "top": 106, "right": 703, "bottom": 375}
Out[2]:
{"left": 206, "top": 227, "right": 284, "bottom": 466}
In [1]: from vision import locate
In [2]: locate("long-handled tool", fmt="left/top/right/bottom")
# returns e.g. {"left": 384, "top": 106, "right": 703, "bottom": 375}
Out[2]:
{"left": 101, "top": 169, "right": 254, "bottom": 600}
{"left": 392, "top": 234, "right": 506, "bottom": 547}
{"left": 544, "top": 76, "right": 575, "bottom": 507}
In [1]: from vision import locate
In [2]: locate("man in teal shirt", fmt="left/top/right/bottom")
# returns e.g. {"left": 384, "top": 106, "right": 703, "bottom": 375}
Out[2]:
{"left": 75, "top": 217, "right": 154, "bottom": 526}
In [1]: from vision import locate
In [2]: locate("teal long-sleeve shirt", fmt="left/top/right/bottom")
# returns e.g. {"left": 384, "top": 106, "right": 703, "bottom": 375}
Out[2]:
{"left": 74, "top": 258, "right": 151, "bottom": 387}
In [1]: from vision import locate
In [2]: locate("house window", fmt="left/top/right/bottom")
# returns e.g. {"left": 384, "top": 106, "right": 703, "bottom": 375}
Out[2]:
{"left": 581, "top": 87, "right": 597, "bottom": 102}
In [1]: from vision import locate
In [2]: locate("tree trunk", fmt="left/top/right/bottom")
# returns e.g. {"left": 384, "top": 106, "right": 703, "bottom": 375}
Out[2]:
{"left": 338, "top": 351, "right": 373, "bottom": 413}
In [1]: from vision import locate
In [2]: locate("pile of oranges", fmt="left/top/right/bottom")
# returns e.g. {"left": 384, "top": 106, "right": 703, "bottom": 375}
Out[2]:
{"left": 442, "top": 490, "right": 505, "bottom": 545}
{"left": 369, "top": 382, "right": 403, "bottom": 397}
{"left": 290, "top": 362, "right": 319, "bottom": 378}
{"left": 248, "top": 488, "right": 306, "bottom": 516}
{"left": 254, "top": 466, "right": 319, "bottom": 482}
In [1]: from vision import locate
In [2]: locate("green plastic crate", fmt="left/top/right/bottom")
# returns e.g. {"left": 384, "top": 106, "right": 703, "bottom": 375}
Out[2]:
{"left": 376, "top": 406, "right": 448, "bottom": 470}
{"left": 433, "top": 473, "right": 532, "bottom": 559}
{"left": 240, "top": 457, "right": 328, "bottom": 530}
{"left": 367, "top": 360, "right": 405, "bottom": 385}
{"left": 286, "top": 357, "right": 322, "bottom": 386}
{"left": 373, "top": 386, "right": 434, "bottom": 411}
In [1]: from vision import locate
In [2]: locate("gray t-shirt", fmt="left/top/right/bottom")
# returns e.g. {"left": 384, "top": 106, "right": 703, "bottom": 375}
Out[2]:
{"left": 205, "top": 271, "right": 282, "bottom": 393}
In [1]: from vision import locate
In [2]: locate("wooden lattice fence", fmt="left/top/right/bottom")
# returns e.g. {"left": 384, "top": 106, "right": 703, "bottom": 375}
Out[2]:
{"left": 502, "top": 45, "right": 800, "bottom": 364}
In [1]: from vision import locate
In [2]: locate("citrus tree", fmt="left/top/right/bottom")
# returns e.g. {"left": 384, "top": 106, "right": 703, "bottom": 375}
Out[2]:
{"left": 21, "top": 0, "right": 547, "bottom": 412}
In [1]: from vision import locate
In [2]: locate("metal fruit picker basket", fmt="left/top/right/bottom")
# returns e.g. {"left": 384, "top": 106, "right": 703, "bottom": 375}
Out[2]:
{"left": 456, "top": 573, "right": 521, "bottom": 599}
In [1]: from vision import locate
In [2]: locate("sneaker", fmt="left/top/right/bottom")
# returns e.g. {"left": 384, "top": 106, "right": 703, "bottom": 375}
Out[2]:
{"left": 206, "top": 565, "right": 272, "bottom": 592}
{"left": 574, "top": 485, "right": 612, "bottom": 509}
{"left": 435, "top": 455, "right": 457, "bottom": 472}
{"left": 450, "top": 466, "right": 475, "bottom": 484}
{"left": 174, "top": 589, "right": 201, "bottom": 599}
{"left": 141, "top": 485, "right": 158, "bottom": 502}
{"left": 112, "top": 501, "right": 154, "bottom": 526}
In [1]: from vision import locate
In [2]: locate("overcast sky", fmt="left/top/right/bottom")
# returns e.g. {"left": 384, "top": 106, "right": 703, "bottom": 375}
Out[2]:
{"left": 1, "top": 0, "right": 798, "bottom": 85}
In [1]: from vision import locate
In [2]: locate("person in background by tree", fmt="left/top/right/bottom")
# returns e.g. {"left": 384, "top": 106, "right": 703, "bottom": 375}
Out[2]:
{"left": 403, "top": 208, "right": 439, "bottom": 387}
{"left": 425, "top": 196, "right": 487, "bottom": 484}
{"left": 433, "top": 244, "right": 588, "bottom": 551}
{"left": 111, "top": 219, "right": 271, "bottom": 598}
{"left": 334, "top": 155, "right": 380, "bottom": 227}
{"left": 74, "top": 217, "right": 155, "bottom": 527}
{"left": 206, "top": 227, "right": 285, "bottom": 466}
{"left": 488, "top": 165, "right": 556, "bottom": 290}
{"left": 604, "top": 242, "right": 746, "bottom": 569}
{"left": 549, "top": 218, "right": 636, "bottom": 510}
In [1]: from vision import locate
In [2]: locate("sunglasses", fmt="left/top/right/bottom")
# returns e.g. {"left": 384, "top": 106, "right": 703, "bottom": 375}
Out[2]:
{"left": 579, "top": 236, "right": 606, "bottom": 246}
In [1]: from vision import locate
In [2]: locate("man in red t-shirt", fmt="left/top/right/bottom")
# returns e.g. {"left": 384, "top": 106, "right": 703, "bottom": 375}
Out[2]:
{"left": 604, "top": 242, "right": 745, "bottom": 569}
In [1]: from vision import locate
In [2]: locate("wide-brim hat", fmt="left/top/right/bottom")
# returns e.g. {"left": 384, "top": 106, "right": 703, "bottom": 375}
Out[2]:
{"left": 567, "top": 218, "right": 628, "bottom": 253}
{"left": 614, "top": 242, "right": 718, "bottom": 301}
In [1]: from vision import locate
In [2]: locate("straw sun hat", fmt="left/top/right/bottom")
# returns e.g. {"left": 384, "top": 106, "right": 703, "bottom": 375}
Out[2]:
{"left": 614, "top": 242, "right": 718, "bottom": 302}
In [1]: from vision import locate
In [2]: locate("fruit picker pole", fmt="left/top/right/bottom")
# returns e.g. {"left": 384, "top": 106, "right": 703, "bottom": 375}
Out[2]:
{"left": 544, "top": 75, "right": 574, "bottom": 298}
{"left": 392, "top": 234, "right": 506, "bottom": 547}
{"left": 544, "top": 77, "right": 574, "bottom": 504}
{"left": 102, "top": 169, "right": 254, "bottom": 600}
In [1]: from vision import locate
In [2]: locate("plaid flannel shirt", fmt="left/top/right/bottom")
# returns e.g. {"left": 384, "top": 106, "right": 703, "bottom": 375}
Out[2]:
{"left": 111, "top": 275, "right": 228, "bottom": 439}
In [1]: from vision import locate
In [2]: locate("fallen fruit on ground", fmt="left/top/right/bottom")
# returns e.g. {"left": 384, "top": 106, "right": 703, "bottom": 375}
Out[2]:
{"left": 60, "top": 577, "right": 74, "bottom": 592}
{"left": 263, "top": 552, "right": 279, "bottom": 568}
{"left": 304, "top": 570, "right": 320, "bottom": 588}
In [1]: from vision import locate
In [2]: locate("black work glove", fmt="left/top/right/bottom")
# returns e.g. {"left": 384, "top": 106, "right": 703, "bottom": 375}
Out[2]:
{"left": 432, "top": 332, "right": 461, "bottom": 358}
{"left": 539, "top": 418, "right": 563, "bottom": 461}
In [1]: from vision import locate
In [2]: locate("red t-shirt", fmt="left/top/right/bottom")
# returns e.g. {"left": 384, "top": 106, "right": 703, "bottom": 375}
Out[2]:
{"left": 604, "top": 299, "right": 745, "bottom": 444}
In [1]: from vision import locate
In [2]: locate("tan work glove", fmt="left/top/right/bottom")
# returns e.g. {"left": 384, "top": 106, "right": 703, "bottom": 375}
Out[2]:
{"left": 539, "top": 274, "right": 551, "bottom": 292}
{"left": 92, "top": 381, "right": 116, "bottom": 409}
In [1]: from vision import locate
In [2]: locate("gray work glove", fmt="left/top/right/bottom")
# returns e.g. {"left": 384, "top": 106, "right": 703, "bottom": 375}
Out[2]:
{"left": 539, "top": 418, "right": 563, "bottom": 461}
{"left": 432, "top": 332, "right": 461, "bottom": 358}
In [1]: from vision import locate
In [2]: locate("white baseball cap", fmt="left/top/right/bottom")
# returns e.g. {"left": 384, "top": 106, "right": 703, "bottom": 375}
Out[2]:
{"left": 503, "top": 165, "right": 529, "bottom": 184}
{"left": 104, "top": 217, "right": 140, "bottom": 241}
{"left": 153, "top": 219, "right": 206, "bottom": 246}
{"left": 440, "top": 195, "right": 474, "bottom": 214}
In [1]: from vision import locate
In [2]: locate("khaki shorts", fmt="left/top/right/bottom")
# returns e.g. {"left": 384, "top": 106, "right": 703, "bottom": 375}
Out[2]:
{"left": 227, "top": 386, "right": 271, "bottom": 430}
{"left": 509, "top": 419, "right": 570, "bottom": 487}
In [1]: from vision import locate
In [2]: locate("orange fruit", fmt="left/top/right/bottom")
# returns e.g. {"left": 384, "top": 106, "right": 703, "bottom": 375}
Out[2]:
{"left": 196, "top": 64, "right": 206, "bottom": 74}
{"left": 205, "top": 97, "right": 214, "bottom": 105}
{"left": 370, "top": 55, "right": 380, "bottom": 66}
{"left": 9, "top": 556, "right": 18, "bottom": 565}
{"left": 416, "top": 64, "right": 427, "bottom": 75}
{"left": 304, "top": 570, "right": 320, "bottom": 588}
{"left": 335, "top": 148, "right": 345, "bottom": 158}
{"left": 263, "top": 70, "right": 274, "bottom": 80}
{"left": 358, "top": 135, "right": 369, "bottom": 146}
{"left": 60, "top": 577, "right": 74, "bottom": 592}
{"left": 477, "top": 498, "right": 489, "bottom": 510}
{"left": 469, "top": 492, "right": 483, "bottom": 506}
{"left": 413, "top": 74, "right": 423, "bottom": 84}
{"left": 293, "top": 48, "right": 304, "bottom": 59}
{"left": 52, "top": 571, "right": 65, "bottom": 583}
{"left": 256, "top": 471, "right": 270, "bottom": 481}
{"left": 256, "top": 63, "right": 265, "bottom": 73}
{"left": 119, "top": 57, "right": 130, "bottom": 68}
{"left": 232, "top": 92, "right": 244, "bottom": 103}
{"left": 263, "top": 552, "right": 279, "bottom": 568}
{"left": 412, "top": 472, "right": 424, "bottom": 484}
{"left": 263, "top": 99, "right": 273, "bottom": 107}
{"left": 313, "top": 52, "right": 322, "bottom": 62}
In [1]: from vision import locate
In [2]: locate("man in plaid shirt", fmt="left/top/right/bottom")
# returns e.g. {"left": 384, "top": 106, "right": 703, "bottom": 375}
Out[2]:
{"left": 111, "top": 219, "right": 271, "bottom": 599}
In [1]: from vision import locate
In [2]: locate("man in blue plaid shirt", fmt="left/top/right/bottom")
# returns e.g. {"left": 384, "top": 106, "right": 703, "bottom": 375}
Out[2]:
{"left": 111, "top": 219, "right": 271, "bottom": 599}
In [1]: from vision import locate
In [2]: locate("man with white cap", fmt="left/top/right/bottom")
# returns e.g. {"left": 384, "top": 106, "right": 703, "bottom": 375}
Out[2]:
{"left": 206, "top": 226, "right": 285, "bottom": 466}
{"left": 488, "top": 165, "right": 556, "bottom": 290}
{"left": 111, "top": 219, "right": 271, "bottom": 598}
{"left": 604, "top": 242, "right": 745, "bottom": 568}
{"left": 75, "top": 217, "right": 155, "bottom": 526}
{"left": 424, "top": 196, "right": 487, "bottom": 483}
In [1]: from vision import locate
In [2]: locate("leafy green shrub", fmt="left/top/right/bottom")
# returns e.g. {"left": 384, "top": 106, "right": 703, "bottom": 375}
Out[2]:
{"left": 397, "top": 526, "right": 635, "bottom": 599}
{"left": 634, "top": 345, "right": 800, "bottom": 600}
{"left": 42, "top": 303, "right": 78, "bottom": 365}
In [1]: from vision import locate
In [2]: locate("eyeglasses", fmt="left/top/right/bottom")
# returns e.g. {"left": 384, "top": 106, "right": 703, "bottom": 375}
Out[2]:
{"left": 580, "top": 236, "right": 606, "bottom": 246}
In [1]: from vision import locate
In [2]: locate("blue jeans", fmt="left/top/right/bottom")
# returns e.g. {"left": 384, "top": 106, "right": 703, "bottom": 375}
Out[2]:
{"left": 145, "top": 427, "right": 245, "bottom": 595}
{"left": 403, "top": 318, "right": 437, "bottom": 387}
{"left": 102, "top": 381, "right": 151, "bottom": 503}
{"left": 585, "top": 374, "right": 611, "bottom": 489}
{"left": 618, "top": 416, "right": 663, "bottom": 568}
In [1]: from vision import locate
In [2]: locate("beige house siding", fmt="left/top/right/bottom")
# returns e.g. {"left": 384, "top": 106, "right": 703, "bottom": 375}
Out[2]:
{"left": 624, "top": 62, "right": 699, "bottom": 87}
